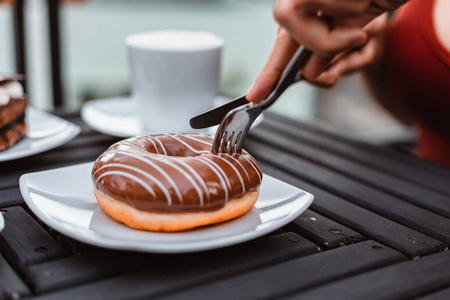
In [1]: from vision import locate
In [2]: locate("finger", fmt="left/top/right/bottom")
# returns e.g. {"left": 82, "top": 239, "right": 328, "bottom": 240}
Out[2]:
{"left": 274, "top": 3, "right": 367, "bottom": 79}
{"left": 300, "top": 54, "right": 330, "bottom": 79}
{"left": 307, "top": 36, "right": 378, "bottom": 87}
{"left": 292, "top": 0, "right": 371, "bottom": 18}
{"left": 274, "top": 0, "right": 368, "bottom": 58}
{"left": 307, "top": 63, "right": 344, "bottom": 88}
{"left": 338, "top": 38, "right": 378, "bottom": 75}
{"left": 300, "top": 12, "right": 387, "bottom": 79}
{"left": 246, "top": 29, "right": 299, "bottom": 103}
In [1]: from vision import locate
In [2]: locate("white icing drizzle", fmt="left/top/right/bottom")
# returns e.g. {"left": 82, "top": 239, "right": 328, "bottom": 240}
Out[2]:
{"left": 111, "top": 150, "right": 183, "bottom": 204}
{"left": 166, "top": 134, "right": 209, "bottom": 154}
{"left": 182, "top": 134, "right": 214, "bottom": 146}
{"left": 215, "top": 155, "right": 245, "bottom": 193}
{"left": 141, "top": 136, "right": 160, "bottom": 154}
{"left": 180, "top": 133, "right": 258, "bottom": 184}
{"left": 119, "top": 140, "right": 147, "bottom": 151}
{"left": 110, "top": 148, "right": 205, "bottom": 206}
{"left": 94, "top": 163, "right": 173, "bottom": 205}
{"left": 199, "top": 156, "right": 231, "bottom": 189}
{"left": 146, "top": 155, "right": 205, "bottom": 206}
{"left": 134, "top": 139, "right": 149, "bottom": 151}
{"left": 149, "top": 135, "right": 211, "bottom": 205}
{"left": 195, "top": 157, "right": 229, "bottom": 202}
{"left": 149, "top": 135, "right": 168, "bottom": 155}
{"left": 165, "top": 156, "right": 211, "bottom": 202}
{"left": 226, "top": 154, "right": 251, "bottom": 182}
{"left": 96, "top": 171, "right": 157, "bottom": 199}
{"left": 241, "top": 155, "right": 262, "bottom": 182}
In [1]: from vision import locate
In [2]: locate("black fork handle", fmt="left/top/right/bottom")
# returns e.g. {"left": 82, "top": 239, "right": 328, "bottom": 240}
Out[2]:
{"left": 259, "top": 45, "right": 311, "bottom": 111}
{"left": 189, "top": 46, "right": 311, "bottom": 130}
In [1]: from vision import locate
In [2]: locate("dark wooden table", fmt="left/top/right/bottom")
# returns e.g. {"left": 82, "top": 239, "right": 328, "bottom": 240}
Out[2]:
{"left": 1, "top": 111, "right": 449, "bottom": 300}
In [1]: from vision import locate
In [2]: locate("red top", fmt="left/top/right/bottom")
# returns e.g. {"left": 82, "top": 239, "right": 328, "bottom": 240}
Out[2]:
{"left": 387, "top": 0, "right": 450, "bottom": 167}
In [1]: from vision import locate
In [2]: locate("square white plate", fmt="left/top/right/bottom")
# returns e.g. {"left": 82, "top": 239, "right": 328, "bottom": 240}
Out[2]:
{"left": 20, "top": 162, "right": 313, "bottom": 253}
{"left": 0, "top": 107, "right": 81, "bottom": 161}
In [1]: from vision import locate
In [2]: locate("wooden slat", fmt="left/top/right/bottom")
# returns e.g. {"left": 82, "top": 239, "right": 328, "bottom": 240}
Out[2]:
{"left": 287, "top": 210, "right": 365, "bottom": 250}
{"left": 154, "top": 241, "right": 406, "bottom": 300}
{"left": 265, "top": 113, "right": 450, "bottom": 195}
{"left": 24, "top": 250, "right": 164, "bottom": 293}
{"left": 245, "top": 138, "right": 450, "bottom": 246}
{"left": 0, "top": 187, "right": 23, "bottom": 207}
{"left": 28, "top": 145, "right": 108, "bottom": 168}
{"left": 259, "top": 163, "right": 447, "bottom": 258}
{"left": 0, "top": 206, "right": 68, "bottom": 267}
{"left": 0, "top": 254, "right": 30, "bottom": 299}
{"left": 252, "top": 124, "right": 450, "bottom": 217}
{"left": 51, "top": 232, "right": 97, "bottom": 256}
{"left": 267, "top": 112, "right": 450, "bottom": 178}
{"left": 28, "top": 232, "right": 318, "bottom": 298}
{"left": 284, "top": 250, "right": 450, "bottom": 300}
{"left": 416, "top": 287, "right": 450, "bottom": 300}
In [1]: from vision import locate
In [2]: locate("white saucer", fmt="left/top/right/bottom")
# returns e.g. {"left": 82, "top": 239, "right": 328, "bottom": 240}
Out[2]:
{"left": 0, "top": 212, "right": 4, "bottom": 232}
{"left": 0, "top": 107, "right": 81, "bottom": 161}
{"left": 20, "top": 162, "right": 313, "bottom": 253}
{"left": 81, "top": 96, "right": 263, "bottom": 137}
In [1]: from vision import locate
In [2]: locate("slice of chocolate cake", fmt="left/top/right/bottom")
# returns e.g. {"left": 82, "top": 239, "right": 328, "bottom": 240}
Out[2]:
{"left": 0, "top": 75, "right": 27, "bottom": 151}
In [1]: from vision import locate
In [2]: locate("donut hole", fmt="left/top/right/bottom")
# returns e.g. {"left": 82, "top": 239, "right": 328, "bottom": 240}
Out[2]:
{"left": 164, "top": 145, "right": 201, "bottom": 157}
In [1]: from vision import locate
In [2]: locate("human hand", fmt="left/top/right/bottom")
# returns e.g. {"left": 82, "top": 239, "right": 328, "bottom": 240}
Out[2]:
{"left": 247, "top": 0, "right": 408, "bottom": 103}
{"left": 308, "top": 13, "right": 388, "bottom": 88}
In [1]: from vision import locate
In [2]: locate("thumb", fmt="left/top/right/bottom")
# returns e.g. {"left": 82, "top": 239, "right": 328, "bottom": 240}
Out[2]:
{"left": 247, "top": 29, "right": 299, "bottom": 103}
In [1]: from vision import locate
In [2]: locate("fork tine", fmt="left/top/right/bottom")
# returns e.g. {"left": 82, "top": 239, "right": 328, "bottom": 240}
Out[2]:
{"left": 212, "top": 129, "right": 224, "bottom": 153}
{"left": 228, "top": 131, "right": 242, "bottom": 154}
{"left": 220, "top": 131, "right": 229, "bottom": 153}
{"left": 227, "top": 131, "right": 236, "bottom": 154}
{"left": 211, "top": 103, "right": 261, "bottom": 155}
{"left": 235, "top": 130, "right": 248, "bottom": 154}
{"left": 234, "top": 131, "right": 243, "bottom": 153}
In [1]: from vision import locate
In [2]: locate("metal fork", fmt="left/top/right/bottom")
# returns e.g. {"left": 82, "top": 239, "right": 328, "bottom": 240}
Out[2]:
{"left": 212, "top": 46, "right": 311, "bottom": 154}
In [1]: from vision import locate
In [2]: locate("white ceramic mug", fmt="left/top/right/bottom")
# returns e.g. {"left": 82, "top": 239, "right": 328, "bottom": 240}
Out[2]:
{"left": 126, "top": 30, "right": 224, "bottom": 133}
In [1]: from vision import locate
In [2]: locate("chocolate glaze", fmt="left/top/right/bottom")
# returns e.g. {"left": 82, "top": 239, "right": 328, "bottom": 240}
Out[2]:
{"left": 92, "top": 133, "right": 262, "bottom": 213}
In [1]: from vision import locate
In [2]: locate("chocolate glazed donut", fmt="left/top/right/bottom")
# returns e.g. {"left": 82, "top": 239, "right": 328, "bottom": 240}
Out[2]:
{"left": 92, "top": 133, "right": 262, "bottom": 232}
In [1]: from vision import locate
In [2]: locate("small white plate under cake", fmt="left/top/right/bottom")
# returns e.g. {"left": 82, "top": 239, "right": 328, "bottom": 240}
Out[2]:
{"left": 0, "top": 107, "right": 80, "bottom": 161}
{"left": 0, "top": 212, "right": 4, "bottom": 232}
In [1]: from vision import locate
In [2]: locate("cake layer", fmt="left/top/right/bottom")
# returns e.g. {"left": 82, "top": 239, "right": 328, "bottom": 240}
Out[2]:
{"left": 0, "top": 119, "right": 26, "bottom": 151}
{"left": 0, "top": 97, "right": 27, "bottom": 127}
